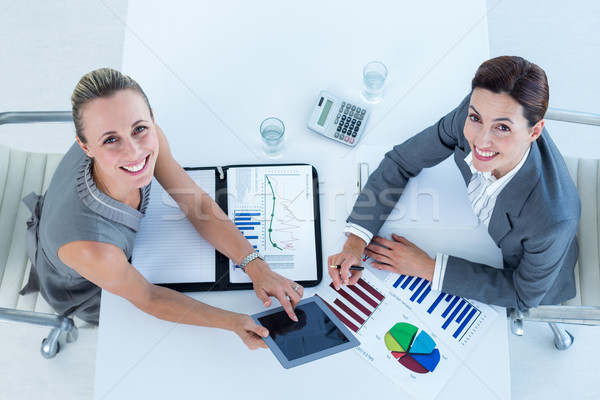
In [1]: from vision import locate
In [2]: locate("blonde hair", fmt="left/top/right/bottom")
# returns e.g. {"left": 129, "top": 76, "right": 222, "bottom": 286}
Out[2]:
{"left": 71, "top": 68, "right": 152, "bottom": 143}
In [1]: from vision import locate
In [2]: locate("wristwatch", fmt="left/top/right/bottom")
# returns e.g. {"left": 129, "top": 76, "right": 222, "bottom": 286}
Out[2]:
{"left": 239, "top": 252, "right": 262, "bottom": 272}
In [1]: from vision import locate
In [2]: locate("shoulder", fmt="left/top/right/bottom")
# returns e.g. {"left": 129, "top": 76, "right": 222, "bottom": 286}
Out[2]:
{"left": 521, "top": 132, "right": 581, "bottom": 225}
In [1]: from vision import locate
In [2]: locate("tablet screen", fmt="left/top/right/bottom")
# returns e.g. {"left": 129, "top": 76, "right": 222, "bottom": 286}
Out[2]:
{"left": 258, "top": 301, "right": 350, "bottom": 361}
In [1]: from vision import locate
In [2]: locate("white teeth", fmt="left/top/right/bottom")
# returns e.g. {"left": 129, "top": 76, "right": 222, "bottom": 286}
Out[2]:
{"left": 122, "top": 157, "right": 146, "bottom": 172}
{"left": 475, "top": 147, "right": 498, "bottom": 158}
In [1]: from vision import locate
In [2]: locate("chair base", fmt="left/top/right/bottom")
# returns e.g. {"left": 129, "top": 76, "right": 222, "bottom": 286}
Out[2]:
{"left": 548, "top": 322, "right": 574, "bottom": 350}
{"left": 510, "top": 315, "right": 574, "bottom": 350}
{"left": 0, "top": 307, "right": 78, "bottom": 359}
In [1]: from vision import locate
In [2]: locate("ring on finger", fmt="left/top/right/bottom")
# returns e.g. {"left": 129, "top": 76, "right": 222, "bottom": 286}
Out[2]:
{"left": 293, "top": 283, "right": 301, "bottom": 292}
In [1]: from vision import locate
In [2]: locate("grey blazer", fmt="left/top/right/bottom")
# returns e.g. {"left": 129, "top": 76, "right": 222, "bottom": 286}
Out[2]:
{"left": 348, "top": 94, "right": 580, "bottom": 311}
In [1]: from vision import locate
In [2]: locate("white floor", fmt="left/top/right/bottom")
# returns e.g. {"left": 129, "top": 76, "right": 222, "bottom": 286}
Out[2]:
{"left": 1, "top": 1, "right": 599, "bottom": 399}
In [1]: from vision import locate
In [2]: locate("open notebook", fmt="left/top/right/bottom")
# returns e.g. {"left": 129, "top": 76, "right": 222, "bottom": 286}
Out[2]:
{"left": 132, "top": 164, "right": 322, "bottom": 291}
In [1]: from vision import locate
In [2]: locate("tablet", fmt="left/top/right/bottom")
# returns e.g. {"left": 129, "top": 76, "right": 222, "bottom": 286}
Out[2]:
{"left": 252, "top": 296, "right": 360, "bottom": 369}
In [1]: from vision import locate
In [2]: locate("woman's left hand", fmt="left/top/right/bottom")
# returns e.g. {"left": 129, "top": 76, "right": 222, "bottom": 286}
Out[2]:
{"left": 245, "top": 260, "right": 303, "bottom": 322}
{"left": 364, "top": 234, "right": 435, "bottom": 281}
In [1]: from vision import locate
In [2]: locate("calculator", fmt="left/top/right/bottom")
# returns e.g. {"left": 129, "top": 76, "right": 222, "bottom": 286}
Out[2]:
{"left": 307, "top": 90, "right": 369, "bottom": 146}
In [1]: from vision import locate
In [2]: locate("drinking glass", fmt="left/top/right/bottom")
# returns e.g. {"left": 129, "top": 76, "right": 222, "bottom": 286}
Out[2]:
{"left": 260, "top": 117, "right": 285, "bottom": 158}
{"left": 362, "top": 61, "right": 388, "bottom": 103}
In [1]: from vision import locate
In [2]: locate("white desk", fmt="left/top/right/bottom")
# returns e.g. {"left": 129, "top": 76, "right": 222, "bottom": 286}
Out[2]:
{"left": 95, "top": 1, "right": 509, "bottom": 399}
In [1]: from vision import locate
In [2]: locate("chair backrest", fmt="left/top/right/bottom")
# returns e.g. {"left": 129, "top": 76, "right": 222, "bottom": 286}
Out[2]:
{"left": 0, "top": 142, "right": 64, "bottom": 312}
{"left": 562, "top": 156, "right": 600, "bottom": 307}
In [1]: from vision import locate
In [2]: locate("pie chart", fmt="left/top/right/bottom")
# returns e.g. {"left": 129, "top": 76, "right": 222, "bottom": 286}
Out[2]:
{"left": 384, "top": 322, "right": 440, "bottom": 374}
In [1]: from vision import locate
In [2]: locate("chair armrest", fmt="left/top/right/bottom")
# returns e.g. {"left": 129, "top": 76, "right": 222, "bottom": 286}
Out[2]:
{"left": 545, "top": 108, "right": 600, "bottom": 126}
{"left": 511, "top": 305, "right": 600, "bottom": 326}
{"left": 0, "top": 111, "right": 72, "bottom": 126}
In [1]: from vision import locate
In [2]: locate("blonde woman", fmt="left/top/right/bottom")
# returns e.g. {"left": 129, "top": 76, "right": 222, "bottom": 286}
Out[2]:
{"left": 22, "top": 68, "right": 303, "bottom": 349}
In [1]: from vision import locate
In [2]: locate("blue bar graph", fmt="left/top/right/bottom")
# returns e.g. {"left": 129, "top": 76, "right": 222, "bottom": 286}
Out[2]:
{"left": 391, "top": 274, "right": 483, "bottom": 342}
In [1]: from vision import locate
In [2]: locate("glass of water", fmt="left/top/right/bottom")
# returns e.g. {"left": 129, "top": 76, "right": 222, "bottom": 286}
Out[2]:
{"left": 260, "top": 117, "right": 285, "bottom": 158}
{"left": 362, "top": 61, "right": 388, "bottom": 103}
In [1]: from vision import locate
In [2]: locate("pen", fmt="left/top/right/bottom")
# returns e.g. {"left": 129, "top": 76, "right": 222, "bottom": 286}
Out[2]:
{"left": 329, "top": 265, "right": 364, "bottom": 271}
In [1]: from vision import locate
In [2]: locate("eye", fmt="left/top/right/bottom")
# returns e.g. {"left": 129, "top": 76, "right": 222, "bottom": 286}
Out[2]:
{"left": 497, "top": 124, "right": 510, "bottom": 132}
{"left": 134, "top": 126, "right": 147, "bottom": 134}
{"left": 469, "top": 114, "right": 481, "bottom": 123}
{"left": 103, "top": 137, "right": 117, "bottom": 144}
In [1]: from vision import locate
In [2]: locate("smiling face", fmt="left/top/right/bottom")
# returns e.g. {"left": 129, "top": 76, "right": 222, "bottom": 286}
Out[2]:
{"left": 463, "top": 88, "right": 544, "bottom": 179}
{"left": 76, "top": 89, "right": 158, "bottom": 204}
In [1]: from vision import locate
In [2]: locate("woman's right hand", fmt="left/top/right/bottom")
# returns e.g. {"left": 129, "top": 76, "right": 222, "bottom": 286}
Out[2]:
{"left": 328, "top": 234, "right": 367, "bottom": 290}
{"left": 231, "top": 314, "right": 269, "bottom": 350}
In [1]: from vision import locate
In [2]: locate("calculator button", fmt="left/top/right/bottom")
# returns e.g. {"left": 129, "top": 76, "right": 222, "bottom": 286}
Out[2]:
{"left": 344, "top": 109, "right": 349, "bottom": 115}
{"left": 341, "top": 115, "right": 346, "bottom": 120}
{"left": 337, "top": 113, "right": 341, "bottom": 118}
{"left": 344, "top": 136, "right": 349, "bottom": 142}
{"left": 344, "top": 122, "right": 349, "bottom": 127}
{"left": 352, "top": 131, "right": 357, "bottom": 137}
{"left": 341, "top": 102, "right": 346, "bottom": 107}
{"left": 334, "top": 132, "right": 339, "bottom": 138}
{"left": 352, "top": 118, "right": 356, "bottom": 124}
{"left": 339, "top": 134, "right": 345, "bottom": 140}
{"left": 361, "top": 109, "right": 366, "bottom": 115}
{"left": 356, "top": 107, "right": 361, "bottom": 113}
{"left": 357, "top": 114, "right": 363, "bottom": 120}
{"left": 350, "top": 138, "right": 355, "bottom": 144}
{"left": 346, "top": 104, "right": 351, "bottom": 109}
{"left": 357, "top": 121, "right": 362, "bottom": 126}
{"left": 339, "top": 107, "right": 344, "bottom": 112}
{"left": 351, "top": 105, "right": 356, "bottom": 111}
{"left": 349, "top": 124, "right": 355, "bottom": 130}
{"left": 342, "top": 128, "right": 347, "bottom": 134}
{"left": 334, "top": 119, "right": 339, "bottom": 124}
{"left": 349, "top": 112, "right": 354, "bottom": 117}
{"left": 354, "top": 126, "right": 359, "bottom": 132}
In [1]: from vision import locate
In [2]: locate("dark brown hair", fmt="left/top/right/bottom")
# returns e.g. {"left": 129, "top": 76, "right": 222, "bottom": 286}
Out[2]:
{"left": 471, "top": 56, "right": 549, "bottom": 127}
{"left": 71, "top": 68, "right": 152, "bottom": 143}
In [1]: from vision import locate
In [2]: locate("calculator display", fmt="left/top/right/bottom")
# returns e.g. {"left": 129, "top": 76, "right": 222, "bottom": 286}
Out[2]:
{"left": 317, "top": 100, "right": 333, "bottom": 127}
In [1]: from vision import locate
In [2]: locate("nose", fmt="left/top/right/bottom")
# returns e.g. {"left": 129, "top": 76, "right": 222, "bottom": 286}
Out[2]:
{"left": 474, "top": 125, "right": 494, "bottom": 148}
{"left": 121, "top": 136, "right": 143, "bottom": 161}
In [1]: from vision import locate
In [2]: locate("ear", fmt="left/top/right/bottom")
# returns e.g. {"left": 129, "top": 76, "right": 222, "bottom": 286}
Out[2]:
{"left": 529, "top": 119, "right": 544, "bottom": 142}
{"left": 76, "top": 136, "right": 94, "bottom": 158}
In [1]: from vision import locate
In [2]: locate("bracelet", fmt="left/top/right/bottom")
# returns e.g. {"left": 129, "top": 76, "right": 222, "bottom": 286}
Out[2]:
{"left": 239, "top": 252, "right": 262, "bottom": 272}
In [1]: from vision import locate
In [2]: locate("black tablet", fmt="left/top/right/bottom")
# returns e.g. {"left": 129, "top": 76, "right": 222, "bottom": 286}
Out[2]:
{"left": 252, "top": 296, "right": 360, "bottom": 369}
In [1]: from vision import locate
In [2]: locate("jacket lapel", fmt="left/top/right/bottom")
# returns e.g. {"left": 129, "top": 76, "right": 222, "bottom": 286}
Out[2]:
{"left": 488, "top": 142, "right": 542, "bottom": 245}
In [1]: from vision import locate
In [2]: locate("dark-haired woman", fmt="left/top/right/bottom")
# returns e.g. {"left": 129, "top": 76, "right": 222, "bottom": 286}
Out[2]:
{"left": 328, "top": 56, "right": 580, "bottom": 311}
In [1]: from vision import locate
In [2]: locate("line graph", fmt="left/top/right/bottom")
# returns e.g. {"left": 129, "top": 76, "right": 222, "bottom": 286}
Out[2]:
{"left": 264, "top": 173, "right": 303, "bottom": 251}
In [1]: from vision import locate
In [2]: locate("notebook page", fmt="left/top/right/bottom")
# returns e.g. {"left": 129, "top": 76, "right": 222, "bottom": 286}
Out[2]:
{"left": 132, "top": 170, "right": 216, "bottom": 283}
{"left": 227, "top": 165, "right": 318, "bottom": 283}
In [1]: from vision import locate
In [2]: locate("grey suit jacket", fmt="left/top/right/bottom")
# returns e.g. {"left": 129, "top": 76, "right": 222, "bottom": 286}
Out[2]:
{"left": 348, "top": 94, "right": 580, "bottom": 310}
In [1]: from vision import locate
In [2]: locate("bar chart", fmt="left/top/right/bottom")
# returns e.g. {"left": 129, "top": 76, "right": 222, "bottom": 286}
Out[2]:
{"left": 233, "top": 210, "right": 263, "bottom": 255}
{"left": 385, "top": 273, "right": 497, "bottom": 353}
{"left": 319, "top": 270, "right": 461, "bottom": 399}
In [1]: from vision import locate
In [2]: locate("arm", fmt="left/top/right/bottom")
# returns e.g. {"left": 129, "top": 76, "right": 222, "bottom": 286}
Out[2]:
{"left": 152, "top": 125, "right": 301, "bottom": 320}
{"left": 58, "top": 241, "right": 268, "bottom": 349}
{"left": 329, "top": 94, "right": 471, "bottom": 287}
{"left": 442, "top": 219, "right": 579, "bottom": 310}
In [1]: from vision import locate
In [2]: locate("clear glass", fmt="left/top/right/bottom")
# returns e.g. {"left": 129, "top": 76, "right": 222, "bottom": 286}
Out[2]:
{"left": 260, "top": 117, "right": 285, "bottom": 158}
{"left": 362, "top": 61, "right": 388, "bottom": 103}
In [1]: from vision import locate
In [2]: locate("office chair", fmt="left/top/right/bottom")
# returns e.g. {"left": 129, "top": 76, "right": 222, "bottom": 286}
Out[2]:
{"left": 510, "top": 108, "right": 600, "bottom": 350}
{"left": 0, "top": 111, "right": 78, "bottom": 358}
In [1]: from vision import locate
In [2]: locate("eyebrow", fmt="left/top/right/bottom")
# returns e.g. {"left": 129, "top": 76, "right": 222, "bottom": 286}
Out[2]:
{"left": 469, "top": 105, "right": 514, "bottom": 124}
{"left": 98, "top": 119, "right": 148, "bottom": 142}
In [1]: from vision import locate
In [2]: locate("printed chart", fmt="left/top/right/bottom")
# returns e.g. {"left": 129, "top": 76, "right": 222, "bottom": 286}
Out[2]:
{"left": 317, "top": 270, "right": 460, "bottom": 399}
{"left": 384, "top": 323, "right": 440, "bottom": 374}
{"left": 227, "top": 166, "right": 317, "bottom": 283}
{"left": 384, "top": 273, "right": 497, "bottom": 357}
